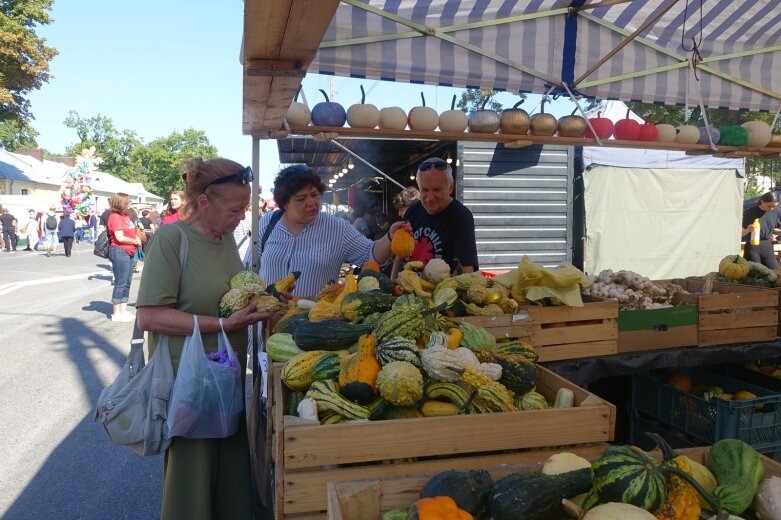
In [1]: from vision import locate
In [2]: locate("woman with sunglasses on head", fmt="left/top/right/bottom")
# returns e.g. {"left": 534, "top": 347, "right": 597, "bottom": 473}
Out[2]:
{"left": 136, "top": 158, "right": 273, "bottom": 520}
{"left": 403, "top": 157, "right": 478, "bottom": 273}
{"left": 742, "top": 191, "right": 781, "bottom": 269}
{"left": 258, "top": 165, "right": 411, "bottom": 297}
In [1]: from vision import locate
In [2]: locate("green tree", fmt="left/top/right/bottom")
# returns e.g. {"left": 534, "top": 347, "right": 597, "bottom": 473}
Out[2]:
{"left": 0, "top": 119, "right": 37, "bottom": 149}
{"left": 457, "top": 88, "right": 505, "bottom": 112}
{"left": 130, "top": 129, "right": 218, "bottom": 198}
{"left": 0, "top": 0, "right": 57, "bottom": 127}
{"left": 63, "top": 111, "right": 142, "bottom": 181}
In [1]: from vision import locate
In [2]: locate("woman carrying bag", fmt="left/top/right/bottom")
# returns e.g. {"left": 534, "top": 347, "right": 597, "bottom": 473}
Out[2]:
{"left": 136, "top": 158, "right": 273, "bottom": 520}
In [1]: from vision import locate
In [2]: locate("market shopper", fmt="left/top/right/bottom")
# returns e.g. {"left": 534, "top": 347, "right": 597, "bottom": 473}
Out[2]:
{"left": 0, "top": 207, "right": 18, "bottom": 252}
{"left": 742, "top": 191, "right": 781, "bottom": 269}
{"left": 106, "top": 193, "right": 141, "bottom": 322}
{"left": 257, "top": 164, "right": 410, "bottom": 297}
{"left": 23, "top": 209, "right": 39, "bottom": 251}
{"left": 403, "top": 157, "right": 478, "bottom": 272}
{"left": 392, "top": 186, "right": 420, "bottom": 218}
{"left": 159, "top": 190, "right": 185, "bottom": 226}
{"left": 136, "top": 158, "right": 272, "bottom": 520}
{"left": 57, "top": 211, "right": 76, "bottom": 257}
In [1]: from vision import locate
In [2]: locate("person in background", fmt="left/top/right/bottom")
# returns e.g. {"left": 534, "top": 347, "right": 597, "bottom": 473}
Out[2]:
{"left": 138, "top": 209, "right": 155, "bottom": 255}
{"left": 43, "top": 206, "right": 59, "bottom": 257}
{"left": 258, "top": 165, "right": 409, "bottom": 297}
{"left": 403, "top": 157, "right": 478, "bottom": 273}
{"left": 349, "top": 206, "right": 372, "bottom": 238}
{"left": 159, "top": 190, "right": 185, "bottom": 226}
{"left": 23, "top": 209, "right": 39, "bottom": 251}
{"left": 233, "top": 205, "right": 253, "bottom": 264}
{"left": 127, "top": 208, "right": 145, "bottom": 273}
{"left": 742, "top": 191, "right": 780, "bottom": 269}
{"left": 392, "top": 186, "right": 420, "bottom": 218}
{"left": 374, "top": 212, "right": 392, "bottom": 240}
{"left": 73, "top": 213, "right": 85, "bottom": 243}
{"left": 58, "top": 210, "right": 76, "bottom": 257}
{"left": 0, "top": 207, "right": 18, "bottom": 252}
{"left": 107, "top": 193, "right": 141, "bottom": 322}
{"left": 137, "top": 158, "right": 272, "bottom": 520}
{"left": 87, "top": 209, "right": 98, "bottom": 242}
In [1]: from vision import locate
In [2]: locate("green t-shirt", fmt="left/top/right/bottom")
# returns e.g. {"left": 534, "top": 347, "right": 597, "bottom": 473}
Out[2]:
{"left": 136, "top": 221, "right": 246, "bottom": 372}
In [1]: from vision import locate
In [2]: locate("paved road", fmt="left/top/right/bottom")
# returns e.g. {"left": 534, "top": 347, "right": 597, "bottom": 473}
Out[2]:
{"left": 0, "top": 243, "right": 162, "bottom": 520}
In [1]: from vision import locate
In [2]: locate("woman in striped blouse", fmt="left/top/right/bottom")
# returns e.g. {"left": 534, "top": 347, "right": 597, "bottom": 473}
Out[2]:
{"left": 258, "top": 165, "right": 408, "bottom": 297}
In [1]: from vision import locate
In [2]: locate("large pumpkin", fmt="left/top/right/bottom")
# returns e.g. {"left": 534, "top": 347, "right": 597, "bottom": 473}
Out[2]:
{"left": 346, "top": 84, "right": 380, "bottom": 129}
{"left": 311, "top": 89, "right": 346, "bottom": 127}
{"left": 438, "top": 95, "right": 468, "bottom": 133}
{"left": 719, "top": 254, "right": 749, "bottom": 280}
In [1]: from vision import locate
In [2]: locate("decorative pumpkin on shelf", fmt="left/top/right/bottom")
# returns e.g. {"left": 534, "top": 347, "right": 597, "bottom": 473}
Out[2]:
{"left": 285, "top": 86, "right": 311, "bottom": 127}
{"left": 612, "top": 109, "right": 641, "bottom": 140}
{"left": 408, "top": 92, "right": 439, "bottom": 131}
{"left": 379, "top": 106, "right": 408, "bottom": 130}
{"left": 438, "top": 95, "right": 468, "bottom": 133}
{"left": 468, "top": 98, "right": 500, "bottom": 134}
{"left": 698, "top": 126, "right": 721, "bottom": 145}
{"left": 674, "top": 124, "right": 701, "bottom": 144}
{"left": 584, "top": 111, "right": 614, "bottom": 139}
{"left": 346, "top": 84, "right": 380, "bottom": 129}
{"left": 529, "top": 98, "right": 557, "bottom": 136}
{"left": 655, "top": 123, "right": 677, "bottom": 143}
{"left": 636, "top": 120, "right": 658, "bottom": 141}
{"left": 742, "top": 120, "right": 772, "bottom": 147}
{"left": 311, "top": 89, "right": 346, "bottom": 127}
{"left": 500, "top": 99, "right": 531, "bottom": 135}
{"left": 557, "top": 108, "right": 587, "bottom": 138}
{"left": 719, "top": 125, "right": 749, "bottom": 146}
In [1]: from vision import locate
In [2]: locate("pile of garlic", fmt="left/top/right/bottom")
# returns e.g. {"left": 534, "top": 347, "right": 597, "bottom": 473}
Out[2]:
{"left": 585, "top": 269, "right": 688, "bottom": 310}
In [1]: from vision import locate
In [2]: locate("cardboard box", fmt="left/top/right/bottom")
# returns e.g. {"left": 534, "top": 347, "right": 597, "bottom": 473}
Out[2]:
{"left": 270, "top": 365, "right": 615, "bottom": 518}
{"left": 618, "top": 304, "right": 698, "bottom": 353}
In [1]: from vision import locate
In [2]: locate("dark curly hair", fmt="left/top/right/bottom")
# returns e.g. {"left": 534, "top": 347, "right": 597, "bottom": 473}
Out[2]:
{"left": 273, "top": 165, "right": 326, "bottom": 208}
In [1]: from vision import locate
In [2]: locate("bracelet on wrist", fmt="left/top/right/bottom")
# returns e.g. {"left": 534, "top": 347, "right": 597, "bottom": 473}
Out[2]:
{"left": 386, "top": 230, "right": 392, "bottom": 241}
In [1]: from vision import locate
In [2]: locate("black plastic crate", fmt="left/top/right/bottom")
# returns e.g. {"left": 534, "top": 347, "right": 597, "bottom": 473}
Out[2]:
{"left": 629, "top": 409, "right": 703, "bottom": 451}
{"left": 632, "top": 367, "right": 781, "bottom": 454}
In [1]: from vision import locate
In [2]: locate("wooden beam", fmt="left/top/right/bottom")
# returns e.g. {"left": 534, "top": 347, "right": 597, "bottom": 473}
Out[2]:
{"left": 245, "top": 59, "right": 306, "bottom": 77}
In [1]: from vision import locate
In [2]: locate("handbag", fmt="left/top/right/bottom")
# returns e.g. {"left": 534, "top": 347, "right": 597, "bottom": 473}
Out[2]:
{"left": 167, "top": 316, "right": 244, "bottom": 439}
{"left": 93, "top": 229, "right": 111, "bottom": 258}
{"left": 94, "top": 330, "right": 174, "bottom": 456}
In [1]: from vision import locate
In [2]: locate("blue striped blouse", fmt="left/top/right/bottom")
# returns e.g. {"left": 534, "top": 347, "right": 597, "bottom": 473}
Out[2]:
{"left": 257, "top": 211, "right": 374, "bottom": 297}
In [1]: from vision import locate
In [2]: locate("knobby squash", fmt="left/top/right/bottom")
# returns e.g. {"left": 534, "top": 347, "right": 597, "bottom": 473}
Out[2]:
{"left": 391, "top": 228, "right": 415, "bottom": 258}
{"left": 375, "top": 361, "right": 424, "bottom": 406}
{"left": 338, "top": 334, "right": 381, "bottom": 404}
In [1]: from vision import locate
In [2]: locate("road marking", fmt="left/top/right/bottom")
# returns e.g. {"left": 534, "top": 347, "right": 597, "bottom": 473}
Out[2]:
{"left": 0, "top": 271, "right": 106, "bottom": 296}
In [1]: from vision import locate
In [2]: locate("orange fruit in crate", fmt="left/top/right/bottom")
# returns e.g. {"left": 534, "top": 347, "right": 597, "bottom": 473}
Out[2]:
{"left": 734, "top": 390, "right": 764, "bottom": 411}
{"left": 665, "top": 372, "right": 693, "bottom": 393}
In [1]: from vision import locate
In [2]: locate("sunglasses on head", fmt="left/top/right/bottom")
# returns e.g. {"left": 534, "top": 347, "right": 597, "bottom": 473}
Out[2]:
{"left": 278, "top": 164, "right": 312, "bottom": 180}
{"left": 203, "top": 166, "right": 253, "bottom": 192}
{"left": 418, "top": 159, "right": 448, "bottom": 172}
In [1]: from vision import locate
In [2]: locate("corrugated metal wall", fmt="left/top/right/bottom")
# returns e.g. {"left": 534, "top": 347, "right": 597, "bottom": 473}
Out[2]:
{"left": 457, "top": 142, "right": 574, "bottom": 271}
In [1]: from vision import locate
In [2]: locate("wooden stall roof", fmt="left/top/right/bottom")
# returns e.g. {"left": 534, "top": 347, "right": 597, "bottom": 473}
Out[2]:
{"left": 241, "top": 0, "right": 340, "bottom": 137}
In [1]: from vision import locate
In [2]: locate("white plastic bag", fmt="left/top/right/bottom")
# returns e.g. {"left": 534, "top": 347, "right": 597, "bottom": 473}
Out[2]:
{"left": 167, "top": 316, "right": 244, "bottom": 438}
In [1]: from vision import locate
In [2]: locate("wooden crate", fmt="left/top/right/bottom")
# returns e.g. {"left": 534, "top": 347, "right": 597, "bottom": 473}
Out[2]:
{"left": 455, "top": 300, "right": 618, "bottom": 362}
{"left": 673, "top": 278, "right": 778, "bottom": 346}
{"left": 326, "top": 446, "right": 781, "bottom": 520}
{"left": 270, "top": 365, "right": 615, "bottom": 519}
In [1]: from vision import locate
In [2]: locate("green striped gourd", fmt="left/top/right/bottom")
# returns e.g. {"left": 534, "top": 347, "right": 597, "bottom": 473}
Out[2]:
{"left": 376, "top": 336, "right": 421, "bottom": 368}
{"left": 516, "top": 390, "right": 549, "bottom": 410}
{"left": 281, "top": 350, "right": 330, "bottom": 391}
{"left": 340, "top": 291, "right": 396, "bottom": 321}
{"left": 494, "top": 340, "right": 539, "bottom": 363}
{"left": 311, "top": 352, "right": 342, "bottom": 381}
{"left": 374, "top": 305, "right": 427, "bottom": 344}
{"left": 293, "top": 320, "right": 371, "bottom": 351}
{"left": 495, "top": 357, "right": 537, "bottom": 395}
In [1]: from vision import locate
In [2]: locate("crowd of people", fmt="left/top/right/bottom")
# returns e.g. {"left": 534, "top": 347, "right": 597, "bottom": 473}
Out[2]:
{"left": 0, "top": 206, "right": 100, "bottom": 255}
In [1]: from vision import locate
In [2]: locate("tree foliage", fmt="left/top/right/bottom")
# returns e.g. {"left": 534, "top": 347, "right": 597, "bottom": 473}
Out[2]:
{"left": 0, "top": 0, "right": 58, "bottom": 127}
{"left": 64, "top": 111, "right": 142, "bottom": 181}
{"left": 0, "top": 119, "right": 37, "bottom": 149}
{"left": 457, "top": 88, "right": 505, "bottom": 112}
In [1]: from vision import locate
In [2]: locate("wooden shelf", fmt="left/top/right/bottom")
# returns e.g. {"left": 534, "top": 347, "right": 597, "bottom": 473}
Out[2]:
{"left": 279, "top": 124, "right": 781, "bottom": 158}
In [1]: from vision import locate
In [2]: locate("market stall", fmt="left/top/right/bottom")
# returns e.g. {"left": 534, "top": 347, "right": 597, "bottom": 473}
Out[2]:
{"left": 239, "top": 1, "right": 781, "bottom": 519}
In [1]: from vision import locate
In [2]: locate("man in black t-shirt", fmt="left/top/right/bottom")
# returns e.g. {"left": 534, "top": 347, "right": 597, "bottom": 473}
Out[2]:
{"left": 0, "top": 208, "right": 18, "bottom": 252}
{"left": 403, "top": 157, "right": 478, "bottom": 272}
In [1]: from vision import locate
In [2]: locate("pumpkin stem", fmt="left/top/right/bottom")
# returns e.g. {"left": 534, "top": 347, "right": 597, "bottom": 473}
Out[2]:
{"left": 420, "top": 92, "right": 426, "bottom": 107}
{"left": 359, "top": 84, "right": 366, "bottom": 104}
{"left": 625, "top": 108, "right": 631, "bottom": 119}
{"left": 571, "top": 108, "right": 579, "bottom": 116}
{"left": 451, "top": 94, "right": 457, "bottom": 111}
{"left": 318, "top": 89, "right": 330, "bottom": 103}
{"left": 645, "top": 431, "right": 677, "bottom": 460}
{"left": 422, "top": 301, "right": 450, "bottom": 315}
{"left": 540, "top": 98, "right": 546, "bottom": 113}
{"left": 294, "top": 85, "right": 302, "bottom": 102}
{"left": 512, "top": 99, "right": 524, "bottom": 109}
{"left": 481, "top": 97, "right": 489, "bottom": 110}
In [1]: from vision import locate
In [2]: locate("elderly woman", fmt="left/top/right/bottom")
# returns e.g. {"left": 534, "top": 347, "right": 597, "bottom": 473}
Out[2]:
{"left": 258, "top": 164, "right": 409, "bottom": 297}
{"left": 137, "top": 158, "right": 273, "bottom": 519}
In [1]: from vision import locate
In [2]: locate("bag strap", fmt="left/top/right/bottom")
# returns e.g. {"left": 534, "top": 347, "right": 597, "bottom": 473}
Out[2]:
{"left": 260, "top": 210, "right": 283, "bottom": 257}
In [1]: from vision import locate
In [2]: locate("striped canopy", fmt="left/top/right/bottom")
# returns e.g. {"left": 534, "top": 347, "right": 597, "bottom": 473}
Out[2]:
{"left": 308, "top": 0, "right": 781, "bottom": 112}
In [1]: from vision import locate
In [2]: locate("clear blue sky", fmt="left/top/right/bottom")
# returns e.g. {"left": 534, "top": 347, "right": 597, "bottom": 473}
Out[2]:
{"left": 26, "top": 0, "right": 575, "bottom": 196}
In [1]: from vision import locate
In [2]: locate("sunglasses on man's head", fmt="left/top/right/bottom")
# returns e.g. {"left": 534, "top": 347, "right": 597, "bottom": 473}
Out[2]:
{"left": 418, "top": 160, "right": 448, "bottom": 172}
{"left": 203, "top": 166, "right": 253, "bottom": 192}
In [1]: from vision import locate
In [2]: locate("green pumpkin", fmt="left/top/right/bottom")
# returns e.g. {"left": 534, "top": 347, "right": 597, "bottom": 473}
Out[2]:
{"left": 376, "top": 336, "right": 421, "bottom": 368}
{"left": 516, "top": 390, "right": 549, "bottom": 410}
{"left": 495, "top": 357, "right": 537, "bottom": 395}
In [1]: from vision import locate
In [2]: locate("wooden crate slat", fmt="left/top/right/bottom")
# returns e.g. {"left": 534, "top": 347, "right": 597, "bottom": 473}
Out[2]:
{"left": 698, "top": 326, "right": 779, "bottom": 346}
{"left": 699, "top": 308, "right": 778, "bottom": 330}
{"left": 530, "top": 300, "right": 618, "bottom": 323}
{"left": 537, "top": 340, "right": 618, "bottom": 362}
{"left": 533, "top": 321, "right": 618, "bottom": 345}
{"left": 697, "top": 291, "right": 778, "bottom": 311}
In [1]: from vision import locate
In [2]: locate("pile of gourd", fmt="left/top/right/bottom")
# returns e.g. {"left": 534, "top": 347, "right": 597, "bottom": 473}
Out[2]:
{"left": 585, "top": 269, "right": 690, "bottom": 310}
{"left": 286, "top": 86, "right": 780, "bottom": 148}
{"left": 266, "top": 260, "right": 575, "bottom": 425}
{"left": 716, "top": 254, "right": 780, "bottom": 288}
{"left": 379, "top": 437, "right": 780, "bottom": 520}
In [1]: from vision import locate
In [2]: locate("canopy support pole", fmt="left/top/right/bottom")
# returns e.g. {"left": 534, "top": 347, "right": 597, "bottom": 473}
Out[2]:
{"left": 329, "top": 139, "right": 405, "bottom": 189}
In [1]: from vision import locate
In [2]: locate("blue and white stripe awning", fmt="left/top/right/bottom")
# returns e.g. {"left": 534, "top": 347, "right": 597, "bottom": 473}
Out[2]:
{"left": 309, "top": 0, "right": 781, "bottom": 112}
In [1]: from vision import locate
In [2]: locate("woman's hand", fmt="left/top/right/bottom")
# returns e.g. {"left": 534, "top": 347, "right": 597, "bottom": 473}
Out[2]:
{"left": 388, "top": 220, "right": 412, "bottom": 239}
{"left": 223, "top": 301, "right": 275, "bottom": 332}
